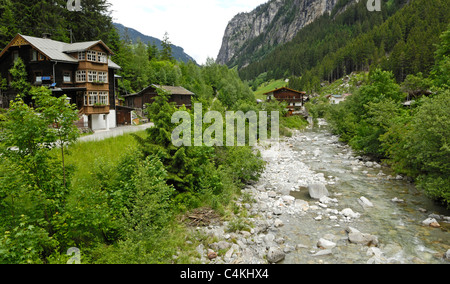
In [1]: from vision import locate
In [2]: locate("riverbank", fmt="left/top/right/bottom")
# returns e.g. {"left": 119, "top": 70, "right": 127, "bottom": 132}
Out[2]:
{"left": 191, "top": 120, "right": 450, "bottom": 264}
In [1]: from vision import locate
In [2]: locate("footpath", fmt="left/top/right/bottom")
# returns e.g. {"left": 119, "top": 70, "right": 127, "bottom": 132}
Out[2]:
{"left": 77, "top": 123, "right": 154, "bottom": 143}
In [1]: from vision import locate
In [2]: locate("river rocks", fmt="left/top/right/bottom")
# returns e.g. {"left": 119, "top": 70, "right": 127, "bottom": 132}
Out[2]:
{"left": 294, "top": 199, "right": 310, "bottom": 211}
{"left": 391, "top": 197, "right": 405, "bottom": 203}
{"left": 311, "top": 249, "right": 333, "bottom": 257}
{"left": 207, "top": 250, "right": 218, "bottom": 260}
{"left": 320, "top": 196, "right": 338, "bottom": 204}
{"left": 317, "top": 238, "right": 337, "bottom": 249}
{"left": 274, "top": 219, "right": 284, "bottom": 228}
{"left": 308, "top": 183, "right": 329, "bottom": 200}
{"left": 358, "top": 196, "right": 374, "bottom": 208}
{"left": 341, "top": 208, "right": 361, "bottom": 219}
{"left": 346, "top": 227, "right": 379, "bottom": 246}
{"left": 267, "top": 247, "right": 286, "bottom": 263}
{"left": 445, "top": 249, "right": 450, "bottom": 261}
{"left": 210, "top": 241, "right": 231, "bottom": 251}
{"left": 190, "top": 128, "right": 449, "bottom": 265}
{"left": 422, "top": 218, "right": 440, "bottom": 228}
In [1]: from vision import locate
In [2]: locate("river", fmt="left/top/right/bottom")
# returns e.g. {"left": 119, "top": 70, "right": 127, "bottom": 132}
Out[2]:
{"left": 196, "top": 119, "right": 449, "bottom": 264}
{"left": 266, "top": 119, "right": 450, "bottom": 264}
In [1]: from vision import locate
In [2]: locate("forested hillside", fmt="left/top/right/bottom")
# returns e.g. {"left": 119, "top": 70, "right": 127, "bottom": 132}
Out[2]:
{"left": 239, "top": 0, "right": 450, "bottom": 92}
{"left": 314, "top": 25, "right": 450, "bottom": 208}
{"left": 113, "top": 23, "right": 196, "bottom": 64}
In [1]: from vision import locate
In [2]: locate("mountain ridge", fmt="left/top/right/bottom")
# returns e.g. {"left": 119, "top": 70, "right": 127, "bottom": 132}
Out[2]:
{"left": 113, "top": 23, "right": 196, "bottom": 64}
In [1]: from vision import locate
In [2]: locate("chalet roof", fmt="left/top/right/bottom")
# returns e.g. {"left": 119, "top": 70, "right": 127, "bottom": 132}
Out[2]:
{"left": 263, "top": 87, "right": 306, "bottom": 96}
{"left": 0, "top": 34, "right": 119, "bottom": 69}
{"left": 125, "top": 84, "right": 195, "bottom": 97}
{"left": 21, "top": 35, "right": 78, "bottom": 63}
{"left": 153, "top": 85, "right": 195, "bottom": 96}
{"left": 62, "top": 40, "right": 113, "bottom": 54}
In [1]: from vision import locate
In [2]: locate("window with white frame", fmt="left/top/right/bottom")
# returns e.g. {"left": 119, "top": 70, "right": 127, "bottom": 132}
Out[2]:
{"left": 78, "top": 52, "right": 86, "bottom": 61}
{"left": 88, "top": 91, "right": 98, "bottom": 105}
{"left": 12, "top": 50, "right": 19, "bottom": 62}
{"left": 88, "top": 71, "right": 98, "bottom": 82}
{"left": 87, "top": 50, "right": 97, "bottom": 62}
{"left": 76, "top": 70, "right": 86, "bottom": 82}
{"left": 97, "top": 52, "right": 107, "bottom": 63}
{"left": 84, "top": 91, "right": 109, "bottom": 106}
{"left": 99, "top": 91, "right": 109, "bottom": 105}
{"left": 31, "top": 50, "right": 38, "bottom": 61}
{"left": 98, "top": 72, "right": 108, "bottom": 83}
{"left": 34, "top": 71, "right": 42, "bottom": 83}
{"left": 63, "top": 71, "right": 72, "bottom": 83}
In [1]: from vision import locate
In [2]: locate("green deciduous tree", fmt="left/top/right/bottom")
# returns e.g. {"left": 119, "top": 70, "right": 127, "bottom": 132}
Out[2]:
{"left": 403, "top": 91, "right": 450, "bottom": 207}
{"left": 0, "top": 87, "right": 80, "bottom": 263}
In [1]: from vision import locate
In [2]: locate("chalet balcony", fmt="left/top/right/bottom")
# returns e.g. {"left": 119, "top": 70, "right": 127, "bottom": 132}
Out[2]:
{"left": 82, "top": 105, "right": 110, "bottom": 115}
{"left": 268, "top": 97, "right": 305, "bottom": 103}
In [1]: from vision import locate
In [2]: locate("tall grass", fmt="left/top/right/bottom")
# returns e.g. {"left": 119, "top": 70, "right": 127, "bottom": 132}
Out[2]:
{"left": 62, "top": 131, "right": 146, "bottom": 190}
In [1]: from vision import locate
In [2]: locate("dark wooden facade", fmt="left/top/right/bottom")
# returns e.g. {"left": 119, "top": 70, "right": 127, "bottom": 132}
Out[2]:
{"left": 124, "top": 84, "right": 194, "bottom": 110}
{"left": 264, "top": 87, "right": 307, "bottom": 116}
{"left": 0, "top": 34, "right": 120, "bottom": 126}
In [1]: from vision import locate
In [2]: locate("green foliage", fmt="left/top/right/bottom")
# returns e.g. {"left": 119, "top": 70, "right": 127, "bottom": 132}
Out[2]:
{"left": 323, "top": 28, "right": 450, "bottom": 207}
{"left": 0, "top": 215, "right": 58, "bottom": 264}
{"left": 0, "top": 87, "right": 81, "bottom": 263}
{"left": 431, "top": 24, "right": 450, "bottom": 89}
{"left": 0, "top": 0, "right": 115, "bottom": 48}
{"left": 403, "top": 91, "right": 450, "bottom": 207}
{"left": 9, "top": 58, "right": 30, "bottom": 96}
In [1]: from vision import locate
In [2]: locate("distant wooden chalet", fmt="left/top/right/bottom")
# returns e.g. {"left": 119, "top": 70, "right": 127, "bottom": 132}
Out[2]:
{"left": 264, "top": 87, "right": 307, "bottom": 116}
{"left": 327, "top": 93, "right": 352, "bottom": 105}
{"left": 0, "top": 34, "right": 121, "bottom": 131}
{"left": 124, "top": 84, "right": 194, "bottom": 109}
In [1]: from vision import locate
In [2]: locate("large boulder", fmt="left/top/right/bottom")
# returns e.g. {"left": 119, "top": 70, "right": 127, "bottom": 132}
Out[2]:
{"left": 308, "top": 183, "right": 329, "bottom": 200}
{"left": 346, "top": 227, "right": 379, "bottom": 246}
{"left": 267, "top": 247, "right": 285, "bottom": 264}
{"left": 317, "top": 238, "right": 337, "bottom": 250}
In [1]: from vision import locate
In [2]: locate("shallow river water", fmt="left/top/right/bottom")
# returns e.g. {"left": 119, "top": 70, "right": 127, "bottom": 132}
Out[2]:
{"left": 274, "top": 121, "right": 450, "bottom": 264}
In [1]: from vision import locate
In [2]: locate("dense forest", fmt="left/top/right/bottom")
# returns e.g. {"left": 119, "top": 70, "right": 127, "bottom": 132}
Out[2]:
{"left": 0, "top": 0, "right": 116, "bottom": 47}
{"left": 239, "top": 0, "right": 450, "bottom": 92}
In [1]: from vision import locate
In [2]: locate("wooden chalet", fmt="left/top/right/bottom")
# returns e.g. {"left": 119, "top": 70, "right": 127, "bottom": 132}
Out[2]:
{"left": 0, "top": 34, "right": 121, "bottom": 131}
{"left": 123, "top": 84, "right": 194, "bottom": 112}
{"left": 327, "top": 93, "right": 351, "bottom": 105}
{"left": 264, "top": 87, "right": 307, "bottom": 116}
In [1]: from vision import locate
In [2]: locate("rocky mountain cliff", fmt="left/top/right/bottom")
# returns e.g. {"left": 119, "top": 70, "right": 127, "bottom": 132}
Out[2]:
{"left": 216, "top": 0, "right": 340, "bottom": 67}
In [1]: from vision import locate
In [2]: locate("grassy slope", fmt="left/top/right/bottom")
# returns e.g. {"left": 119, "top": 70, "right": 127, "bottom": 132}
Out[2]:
{"left": 62, "top": 131, "right": 145, "bottom": 189}
{"left": 253, "top": 79, "right": 288, "bottom": 100}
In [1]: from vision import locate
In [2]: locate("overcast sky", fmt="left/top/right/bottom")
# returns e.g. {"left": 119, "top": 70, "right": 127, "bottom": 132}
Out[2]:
{"left": 108, "top": 0, "right": 268, "bottom": 65}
